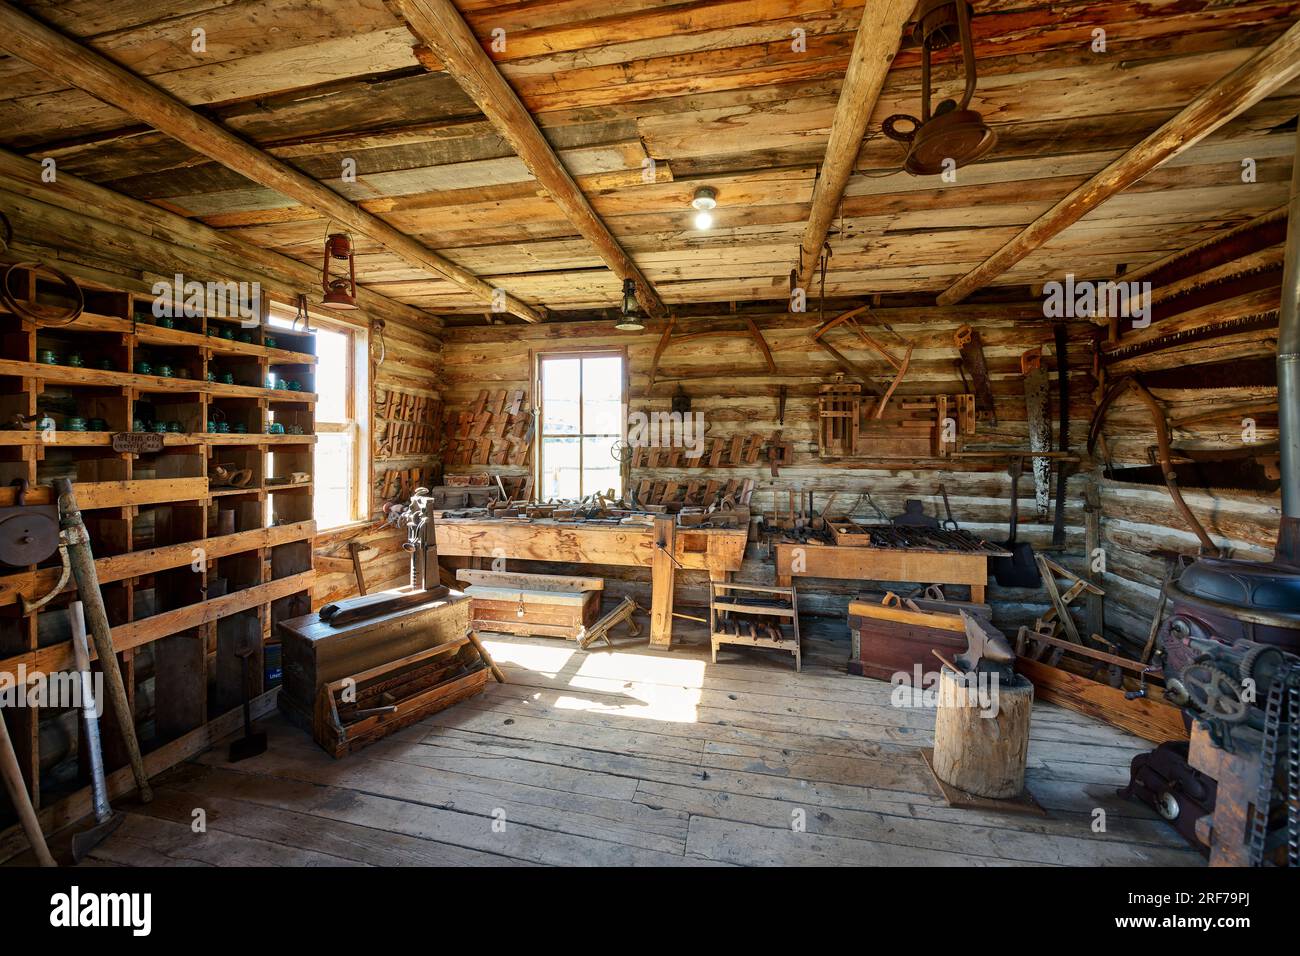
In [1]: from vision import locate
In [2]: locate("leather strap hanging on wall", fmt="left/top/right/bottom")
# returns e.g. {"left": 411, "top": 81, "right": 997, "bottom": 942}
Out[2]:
{"left": 1, "top": 260, "right": 84, "bottom": 326}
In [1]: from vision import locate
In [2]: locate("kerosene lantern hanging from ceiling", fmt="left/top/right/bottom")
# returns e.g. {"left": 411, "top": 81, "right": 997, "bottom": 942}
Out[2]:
{"left": 615, "top": 277, "right": 644, "bottom": 331}
{"left": 882, "top": 0, "right": 996, "bottom": 176}
{"left": 320, "top": 229, "right": 359, "bottom": 310}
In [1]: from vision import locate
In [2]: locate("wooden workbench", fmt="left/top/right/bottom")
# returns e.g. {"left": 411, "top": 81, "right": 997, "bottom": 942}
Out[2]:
{"left": 774, "top": 542, "right": 990, "bottom": 604}
{"left": 435, "top": 518, "right": 748, "bottom": 647}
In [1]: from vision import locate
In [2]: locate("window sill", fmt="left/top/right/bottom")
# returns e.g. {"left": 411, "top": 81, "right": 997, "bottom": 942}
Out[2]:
{"left": 313, "top": 517, "right": 376, "bottom": 543}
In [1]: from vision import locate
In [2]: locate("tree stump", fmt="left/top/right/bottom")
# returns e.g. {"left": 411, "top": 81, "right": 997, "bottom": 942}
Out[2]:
{"left": 932, "top": 669, "right": 1033, "bottom": 799}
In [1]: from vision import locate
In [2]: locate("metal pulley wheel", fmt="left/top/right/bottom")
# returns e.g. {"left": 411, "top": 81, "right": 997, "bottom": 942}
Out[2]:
{"left": 0, "top": 510, "right": 59, "bottom": 567}
{"left": 1181, "top": 663, "right": 1250, "bottom": 723}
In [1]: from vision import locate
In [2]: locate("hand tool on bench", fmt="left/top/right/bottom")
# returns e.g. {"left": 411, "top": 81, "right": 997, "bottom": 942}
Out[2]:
{"left": 320, "top": 586, "right": 449, "bottom": 626}
{"left": 55, "top": 479, "right": 152, "bottom": 802}
{"left": 228, "top": 643, "right": 268, "bottom": 763}
{"left": 321, "top": 487, "right": 449, "bottom": 626}
{"left": 0, "top": 705, "right": 56, "bottom": 866}
{"left": 68, "top": 600, "right": 124, "bottom": 862}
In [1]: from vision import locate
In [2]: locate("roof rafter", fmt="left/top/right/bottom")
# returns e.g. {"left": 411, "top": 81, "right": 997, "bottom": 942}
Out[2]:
{"left": 937, "top": 17, "right": 1300, "bottom": 306}
{"left": 0, "top": 0, "right": 545, "bottom": 322}
{"left": 796, "top": 0, "right": 915, "bottom": 292}
{"left": 388, "top": 0, "right": 668, "bottom": 319}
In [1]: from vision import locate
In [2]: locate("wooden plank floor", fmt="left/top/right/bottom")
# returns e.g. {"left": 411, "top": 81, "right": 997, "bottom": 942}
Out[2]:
{"left": 49, "top": 622, "right": 1204, "bottom": 867}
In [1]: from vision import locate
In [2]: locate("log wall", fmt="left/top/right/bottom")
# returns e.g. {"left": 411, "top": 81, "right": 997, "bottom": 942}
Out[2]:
{"left": 439, "top": 305, "right": 1098, "bottom": 631}
{"left": 0, "top": 151, "right": 445, "bottom": 608}
{"left": 1092, "top": 212, "right": 1285, "bottom": 645}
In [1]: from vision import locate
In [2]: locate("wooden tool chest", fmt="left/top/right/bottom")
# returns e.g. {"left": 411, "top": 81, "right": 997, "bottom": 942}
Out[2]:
{"left": 276, "top": 590, "right": 473, "bottom": 735}
{"left": 847, "top": 596, "right": 977, "bottom": 681}
{"left": 457, "top": 569, "right": 602, "bottom": 640}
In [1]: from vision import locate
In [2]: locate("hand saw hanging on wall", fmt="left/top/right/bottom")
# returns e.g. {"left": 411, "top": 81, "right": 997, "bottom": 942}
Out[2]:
{"left": 1021, "top": 346, "right": 1052, "bottom": 523}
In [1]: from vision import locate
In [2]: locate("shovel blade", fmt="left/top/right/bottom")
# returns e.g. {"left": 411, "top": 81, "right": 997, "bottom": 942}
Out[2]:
{"left": 228, "top": 731, "right": 268, "bottom": 763}
{"left": 991, "top": 541, "right": 1042, "bottom": 588}
{"left": 71, "top": 813, "right": 124, "bottom": 864}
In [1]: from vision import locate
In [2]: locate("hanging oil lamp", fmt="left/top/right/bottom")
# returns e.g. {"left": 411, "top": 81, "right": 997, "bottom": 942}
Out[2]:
{"left": 882, "top": 0, "right": 996, "bottom": 176}
{"left": 321, "top": 230, "right": 358, "bottom": 309}
{"left": 615, "top": 278, "right": 644, "bottom": 331}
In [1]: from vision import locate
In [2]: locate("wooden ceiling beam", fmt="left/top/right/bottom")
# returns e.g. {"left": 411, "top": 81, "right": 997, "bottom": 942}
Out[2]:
{"left": 937, "top": 18, "right": 1300, "bottom": 306}
{"left": 796, "top": 0, "right": 915, "bottom": 292}
{"left": 0, "top": 1, "right": 544, "bottom": 323}
{"left": 388, "top": 0, "right": 668, "bottom": 319}
{"left": 0, "top": 147, "right": 441, "bottom": 333}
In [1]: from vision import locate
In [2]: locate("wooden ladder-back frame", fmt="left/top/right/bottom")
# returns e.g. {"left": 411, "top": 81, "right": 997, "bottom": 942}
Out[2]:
{"left": 647, "top": 316, "right": 776, "bottom": 386}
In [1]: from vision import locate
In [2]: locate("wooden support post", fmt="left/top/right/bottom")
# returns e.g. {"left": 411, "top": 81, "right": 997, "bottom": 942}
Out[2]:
{"left": 649, "top": 515, "right": 676, "bottom": 648}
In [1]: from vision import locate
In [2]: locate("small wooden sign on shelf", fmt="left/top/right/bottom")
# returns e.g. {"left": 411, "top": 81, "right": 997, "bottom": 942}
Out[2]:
{"left": 111, "top": 432, "right": 164, "bottom": 454}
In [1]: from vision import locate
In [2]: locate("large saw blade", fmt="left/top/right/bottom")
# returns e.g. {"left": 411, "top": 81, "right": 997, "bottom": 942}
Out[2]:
{"left": 1022, "top": 349, "right": 1052, "bottom": 523}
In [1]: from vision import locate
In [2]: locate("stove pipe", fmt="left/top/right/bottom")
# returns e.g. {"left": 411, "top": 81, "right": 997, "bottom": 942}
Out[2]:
{"left": 1278, "top": 123, "right": 1300, "bottom": 565}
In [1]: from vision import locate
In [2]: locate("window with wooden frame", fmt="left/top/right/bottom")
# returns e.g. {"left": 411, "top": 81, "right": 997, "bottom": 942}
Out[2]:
{"left": 270, "top": 310, "right": 369, "bottom": 529}
{"left": 535, "top": 349, "right": 626, "bottom": 500}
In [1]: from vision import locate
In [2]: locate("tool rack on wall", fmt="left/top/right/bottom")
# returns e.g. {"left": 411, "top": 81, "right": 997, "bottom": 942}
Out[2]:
{"left": 0, "top": 265, "right": 317, "bottom": 830}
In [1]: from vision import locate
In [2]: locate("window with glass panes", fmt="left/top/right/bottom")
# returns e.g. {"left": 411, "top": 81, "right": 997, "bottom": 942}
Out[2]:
{"left": 536, "top": 351, "right": 625, "bottom": 500}
{"left": 269, "top": 313, "right": 367, "bottom": 529}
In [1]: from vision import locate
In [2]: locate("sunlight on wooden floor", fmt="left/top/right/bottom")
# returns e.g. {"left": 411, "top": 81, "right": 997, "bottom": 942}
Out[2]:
{"left": 481, "top": 638, "right": 706, "bottom": 723}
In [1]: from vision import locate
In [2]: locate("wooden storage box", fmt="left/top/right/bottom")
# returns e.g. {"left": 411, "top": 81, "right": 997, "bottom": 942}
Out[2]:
{"left": 847, "top": 598, "right": 969, "bottom": 681}
{"left": 314, "top": 640, "right": 489, "bottom": 758}
{"left": 465, "top": 584, "right": 601, "bottom": 640}
{"left": 276, "top": 589, "right": 472, "bottom": 731}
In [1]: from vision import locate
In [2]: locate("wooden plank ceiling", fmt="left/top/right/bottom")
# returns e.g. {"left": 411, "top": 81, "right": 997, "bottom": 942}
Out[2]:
{"left": 0, "top": 0, "right": 1297, "bottom": 323}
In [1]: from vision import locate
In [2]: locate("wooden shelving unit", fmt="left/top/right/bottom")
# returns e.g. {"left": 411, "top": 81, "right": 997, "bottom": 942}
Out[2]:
{"left": 0, "top": 265, "right": 317, "bottom": 822}
{"left": 708, "top": 580, "right": 801, "bottom": 671}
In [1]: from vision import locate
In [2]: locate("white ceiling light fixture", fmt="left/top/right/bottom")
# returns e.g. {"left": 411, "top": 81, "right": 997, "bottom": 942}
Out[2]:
{"left": 691, "top": 186, "right": 717, "bottom": 231}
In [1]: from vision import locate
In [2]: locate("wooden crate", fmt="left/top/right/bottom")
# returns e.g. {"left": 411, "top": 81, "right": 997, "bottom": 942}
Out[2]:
{"left": 465, "top": 584, "right": 601, "bottom": 640}
{"left": 314, "top": 638, "right": 489, "bottom": 758}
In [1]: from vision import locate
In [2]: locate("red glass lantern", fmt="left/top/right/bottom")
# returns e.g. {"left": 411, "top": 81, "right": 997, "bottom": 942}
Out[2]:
{"left": 321, "top": 231, "right": 358, "bottom": 309}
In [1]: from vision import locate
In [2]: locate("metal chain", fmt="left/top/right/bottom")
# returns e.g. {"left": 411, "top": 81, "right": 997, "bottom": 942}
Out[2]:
{"left": 1288, "top": 667, "right": 1299, "bottom": 867}
{"left": 1249, "top": 667, "right": 1284, "bottom": 866}
{"left": 1249, "top": 662, "right": 1299, "bottom": 867}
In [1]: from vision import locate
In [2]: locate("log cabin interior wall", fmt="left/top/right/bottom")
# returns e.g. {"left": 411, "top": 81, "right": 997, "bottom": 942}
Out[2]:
{"left": 439, "top": 307, "right": 1095, "bottom": 630}
{"left": 0, "top": 0, "right": 1297, "bottom": 855}
{"left": 0, "top": 148, "right": 444, "bottom": 607}
{"left": 1093, "top": 213, "right": 1288, "bottom": 644}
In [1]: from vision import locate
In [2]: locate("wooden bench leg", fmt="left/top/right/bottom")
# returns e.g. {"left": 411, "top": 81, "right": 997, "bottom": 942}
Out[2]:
{"left": 649, "top": 516, "right": 675, "bottom": 648}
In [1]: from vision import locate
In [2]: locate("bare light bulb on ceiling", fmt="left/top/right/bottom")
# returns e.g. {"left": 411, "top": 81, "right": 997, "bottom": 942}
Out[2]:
{"left": 690, "top": 186, "right": 717, "bottom": 231}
